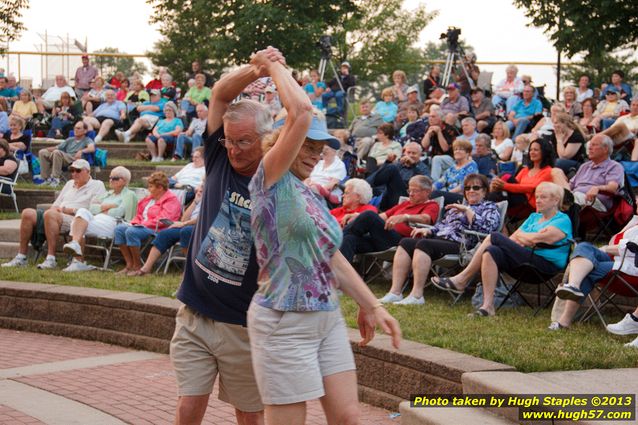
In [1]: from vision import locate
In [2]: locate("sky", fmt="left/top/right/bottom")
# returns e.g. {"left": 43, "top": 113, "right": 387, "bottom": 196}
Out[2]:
{"left": 2, "top": 0, "right": 566, "bottom": 98}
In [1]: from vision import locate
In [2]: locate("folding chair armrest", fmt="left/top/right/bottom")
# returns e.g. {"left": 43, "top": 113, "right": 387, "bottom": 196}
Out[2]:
{"left": 411, "top": 223, "right": 433, "bottom": 230}
{"left": 462, "top": 229, "right": 489, "bottom": 239}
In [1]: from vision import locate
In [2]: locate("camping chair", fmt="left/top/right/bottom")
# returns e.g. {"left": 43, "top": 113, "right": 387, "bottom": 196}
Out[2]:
{"left": 355, "top": 196, "right": 444, "bottom": 284}
{"left": 579, "top": 242, "right": 638, "bottom": 326}
{"left": 0, "top": 171, "right": 19, "bottom": 213}
{"left": 429, "top": 201, "right": 509, "bottom": 304}
{"left": 496, "top": 204, "right": 581, "bottom": 315}
{"left": 162, "top": 244, "right": 187, "bottom": 274}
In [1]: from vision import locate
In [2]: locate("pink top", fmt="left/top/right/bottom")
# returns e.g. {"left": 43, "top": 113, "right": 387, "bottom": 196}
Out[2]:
{"left": 131, "top": 190, "right": 181, "bottom": 230}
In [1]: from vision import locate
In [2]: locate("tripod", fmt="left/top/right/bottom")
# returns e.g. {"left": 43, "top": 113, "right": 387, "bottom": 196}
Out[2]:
{"left": 441, "top": 43, "right": 475, "bottom": 90}
{"left": 318, "top": 54, "right": 355, "bottom": 124}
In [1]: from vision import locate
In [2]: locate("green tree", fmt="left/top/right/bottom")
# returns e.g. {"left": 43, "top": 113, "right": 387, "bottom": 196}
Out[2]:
{"left": 0, "top": 0, "right": 29, "bottom": 54}
{"left": 147, "top": 0, "right": 359, "bottom": 85}
{"left": 92, "top": 47, "right": 148, "bottom": 79}
{"left": 513, "top": 0, "right": 638, "bottom": 58}
{"left": 562, "top": 51, "right": 638, "bottom": 89}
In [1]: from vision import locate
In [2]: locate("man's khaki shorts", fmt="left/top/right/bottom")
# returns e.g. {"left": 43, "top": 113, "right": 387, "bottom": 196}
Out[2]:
{"left": 140, "top": 114, "right": 160, "bottom": 129}
{"left": 170, "top": 305, "right": 263, "bottom": 412}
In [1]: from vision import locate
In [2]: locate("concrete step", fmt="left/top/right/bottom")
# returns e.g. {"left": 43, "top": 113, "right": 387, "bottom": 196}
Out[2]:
{"left": 0, "top": 189, "right": 56, "bottom": 211}
{"left": 0, "top": 241, "right": 19, "bottom": 259}
{"left": 0, "top": 220, "right": 21, "bottom": 243}
{"left": 462, "top": 369, "right": 638, "bottom": 425}
{"left": 31, "top": 139, "right": 147, "bottom": 159}
{"left": 400, "top": 402, "right": 514, "bottom": 425}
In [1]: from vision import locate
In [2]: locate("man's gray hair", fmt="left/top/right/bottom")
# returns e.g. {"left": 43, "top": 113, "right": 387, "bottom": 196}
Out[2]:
{"left": 111, "top": 166, "right": 131, "bottom": 184}
{"left": 429, "top": 109, "right": 441, "bottom": 119}
{"left": 162, "top": 73, "right": 173, "bottom": 82}
{"left": 410, "top": 175, "right": 433, "bottom": 190}
{"left": 405, "top": 141, "right": 422, "bottom": 153}
{"left": 223, "top": 99, "right": 273, "bottom": 137}
{"left": 461, "top": 117, "right": 476, "bottom": 127}
{"left": 476, "top": 133, "right": 491, "bottom": 146}
{"left": 345, "top": 178, "right": 373, "bottom": 204}
{"left": 599, "top": 134, "right": 614, "bottom": 156}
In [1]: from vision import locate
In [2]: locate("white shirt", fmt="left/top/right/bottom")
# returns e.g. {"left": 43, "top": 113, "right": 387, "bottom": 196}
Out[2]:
{"left": 174, "top": 163, "right": 205, "bottom": 188}
{"left": 53, "top": 178, "right": 106, "bottom": 211}
{"left": 42, "top": 85, "right": 77, "bottom": 103}
{"left": 576, "top": 88, "right": 594, "bottom": 103}
{"left": 612, "top": 217, "right": 638, "bottom": 276}
{"left": 188, "top": 118, "right": 207, "bottom": 136}
{"left": 309, "top": 158, "right": 347, "bottom": 187}
{"left": 491, "top": 138, "right": 513, "bottom": 157}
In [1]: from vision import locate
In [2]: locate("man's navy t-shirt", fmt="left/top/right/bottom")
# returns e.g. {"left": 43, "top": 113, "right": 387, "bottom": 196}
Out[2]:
{"left": 176, "top": 126, "right": 258, "bottom": 326}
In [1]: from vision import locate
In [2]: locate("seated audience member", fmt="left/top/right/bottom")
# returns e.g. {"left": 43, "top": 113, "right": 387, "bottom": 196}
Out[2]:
{"left": 36, "top": 75, "right": 76, "bottom": 113}
{"left": 439, "top": 83, "right": 469, "bottom": 122}
{"left": 6, "top": 75, "right": 21, "bottom": 97}
{"left": 398, "top": 105, "right": 426, "bottom": 142}
{"left": 330, "top": 178, "right": 377, "bottom": 227}
{"left": 600, "top": 70, "right": 633, "bottom": 103}
{"left": 145, "top": 67, "right": 165, "bottom": 90}
{"left": 606, "top": 304, "right": 638, "bottom": 348}
{"left": 2, "top": 159, "right": 105, "bottom": 269}
{"left": 579, "top": 97, "right": 599, "bottom": 135}
{"left": 432, "top": 139, "right": 478, "bottom": 205}
{"left": 492, "top": 65, "right": 524, "bottom": 112}
{"left": 423, "top": 87, "right": 445, "bottom": 114}
{"left": 83, "top": 90, "right": 126, "bottom": 143}
{"left": 0, "top": 77, "right": 17, "bottom": 110}
{"left": 340, "top": 175, "right": 440, "bottom": 262}
{"left": 107, "top": 71, "right": 126, "bottom": 90}
{"left": 0, "top": 103, "right": 8, "bottom": 135}
{"left": 74, "top": 55, "right": 99, "bottom": 97}
{"left": 82, "top": 76, "right": 106, "bottom": 114}
{"left": 0, "top": 138, "right": 18, "bottom": 187}
{"left": 145, "top": 101, "right": 182, "bottom": 162}
{"left": 11, "top": 90, "right": 37, "bottom": 120}
{"left": 473, "top": 134, "right": 497, "bottom": 177}
{"left": 160, "top": 73, "right": 177, "bottom": 101}
{"left": 124, "top": 79, "right": 150, "bottom": 113}
{"left": 322, "top": 61, "right": 356, "bottom": 114}
{"left": 174, "top": 104, "right": 207, "bottom": 160}
{"left": 261, "top": 86, "right": 282, "bottom": 118}
{"left": 491, "top": 120, "right": 513, "bottom": 161}
{"left": 115, "top": 78, "right": 129, "bottom": 101}
{"left": 112, "top": 172, "right": 181, "bottom": 276}
{"left": 529, "top": 103, "right": 566, "bottom": 140}
{"left": 489, "top": 138, "right": 555, "bottom": 213}
{"left": 396, "top": 87, "right": 423, "bottom": 127}
{"left": 61, "top": 166, "right": 137, "bottom": 272}
{"left": 380, "top": 173, "right": 500, "bottom": 305}
{"left": 305, "top": 144, "right": 347, "bottom": 205}
{"left": 304, "top": 69, "right": 326, "bottom": 109}
{"left": 506, "top": 85, "right": 543, "bottom": 138}
{"left": 550, "top": 217, "right": 638, "bottom": 330}
{"left": 6, "top": 116, "right": 30, "bottom": 153}
{"left": 562, "top": 86, "right": 582, "bottom": 118}
{"left": 421, "top": 110, "right": 460, "bottom": 180}
{"left": 423, "top": 65, "right": 441, "bottom": 99}
{"left": 189, "top": 60, "right": 214, "bottom": 87}
{"left": 557, "top": 134, "right": 623, "bottom": 212}
{"left": 348, "top": 100, "right": 384, "bottom": 162}
{"left": 389, "top": 70, "right": 409, "bottom": 103}
{"left": 594, "top": 88, "right": 629, "bottom": 130}
{"left": 469, "top": 88, "right": 495, "bottom": 132}
{"left": 576, "top": 74, "right": 594, "bottom": 103}
{"left": 367, "top": 123, "right": 402, "bottom": 169}
{"left": 37, "top": 122, "right": 95, "bottom": 187}
{"left": 434, "top": 182, "right": 571, "bottom": 316}
{"left": 458, "top": 117, "right": 479, "bottom": 148}
{"left": 373, "top": 88, "right": 399, "bottom": 123}
{"left": 115, "top": 89, "right": 167, "bottom": 143}
{"left": 135, "top": 184, "right": 204, "bottom": 276}
{"left": 47, "top": 92, "right": 82, "bottom": 139}
{"left": 551, "top": 112, "right": 587, "bottom": 174}
{"left": 367, "top": 141, "right": 428, "bottom": 210}
{"left": 180, "top": 73, "right": 211, "bottom": 117}
{"left": 604, "top": 98, "right": 638, "bottom": 156}
{"left": 511, "top": 134, "right": 530, "bottom": 167}
{"left": 169, "top": 146, "right": 205, "bottom": 199}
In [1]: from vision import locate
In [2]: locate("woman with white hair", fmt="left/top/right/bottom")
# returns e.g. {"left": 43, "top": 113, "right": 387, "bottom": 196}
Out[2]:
{"left": 492, "top": 65, "right": 524, "bottom": 112}
{"left": 329, "top": 178, "right": 377, "bottom": 227}
{"left": 145, "top": 101, "right": 183, "bottom": 162}
{"left": 62, "top": 166, "right": 138, "bottom": 272}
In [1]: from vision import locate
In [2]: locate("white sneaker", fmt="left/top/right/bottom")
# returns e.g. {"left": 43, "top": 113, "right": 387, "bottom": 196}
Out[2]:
{"left": 607, "top": 314, "right": 638, "bottom": 335}
{"left": 63, "top": 259, "right": 95, "bottom": 272}
{"left": 378, "top": 292, "right": 403, "bottom": 304}
{"left": 2, "top": 255, "right": 27, "bottom": 268}
{"left": 94, "top": 135, "right": 102, "bottom": 143}
{"left": 394, "top": 295, "right": 425, "bottom": 305}
{"left": 115, "top": 129, "right": 125, "bottom": 142}
{"left": 48, "top": 178, "right": 61, "bottom": 188}
{"left": 123, "top": 133, "right": 131, "bottom": 143}
{"left": 37, "top": 257, "right": 57, "bottom": 270}
{"left": 624, "top": 336, "right": 638, "bottom": 348}
{"left": 63, "top": 240, "right": 82, "bottom": 257}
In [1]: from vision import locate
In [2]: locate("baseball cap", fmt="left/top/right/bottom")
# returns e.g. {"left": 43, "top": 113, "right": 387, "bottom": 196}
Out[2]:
{"left": 273, "top": 116, "right": 341, "bottom": 150}
{"left": 606, "top": 87, "right": 619, "bottom": 94}
{"left": 69, "top": 159, "right": 90, "bottom": 171}
{"left": 406, "top": 86, "right": 418, "bottom": 94}
{"left": 470, "top": 87, "right": 484, "bottom": 94}
{"left": 81, "top": 54, "right": 89, "bottom": 59}
{"left": 447, "top": 83, "right": 460, "bottom": 91}
{"left": 340, "top": 61, "right": 351, "bottom": 69}
{"left": 149, "top": 89, "right": 161, "bottom": 96}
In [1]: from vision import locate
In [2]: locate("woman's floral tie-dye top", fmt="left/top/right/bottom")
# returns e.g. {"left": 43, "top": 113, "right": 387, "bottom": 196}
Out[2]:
{"left": 249, "top": 161, "right": 343, "bottom": 311}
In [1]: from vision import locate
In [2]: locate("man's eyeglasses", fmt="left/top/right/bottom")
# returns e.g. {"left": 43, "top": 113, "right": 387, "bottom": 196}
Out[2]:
{"left": 219, "top": 138, "right": 258, "bottom": 150}
{"left": 464, "top": 185, "right": 484, "bottom": 191}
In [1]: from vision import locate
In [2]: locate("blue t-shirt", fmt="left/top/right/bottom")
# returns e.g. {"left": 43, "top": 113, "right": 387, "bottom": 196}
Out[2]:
{"left": 0, "top": 88, "right": 16, "bottom": 98}
{"left": 512, "top": 98, "right": 542, "bottom": 119}
{"left": 140, "top": 98, "right": 168, "bottom": 118}
{"left": 93, "top": 101, "right": 125, "bottom": 120}
{"left": 520, "top": 211, "right": 572, "bottom": 268}
{"left": 249, "top": 162, "right": 342, "bottom": 312}
{"left": 373, "top": 101, "right": 399, "bottom": 123}
{"left": 176, "top": 127, "right": 258, "bottom": 326}
{"left": 156, "top": 118, "right": 183, "bottom": 135}
{"left": 304, "top": 82, "right": 327, "bottom": 109}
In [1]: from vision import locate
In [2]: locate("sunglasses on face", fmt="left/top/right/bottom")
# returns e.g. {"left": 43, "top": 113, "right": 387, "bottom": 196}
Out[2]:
{"left": 464, "top": 185, "right": 484, "bottom": 191}
{"left": 109, "top": 176, "right": 122, "bottom": 181}
{"left": 69, "top": 168, "right": 83, "bottom": 174}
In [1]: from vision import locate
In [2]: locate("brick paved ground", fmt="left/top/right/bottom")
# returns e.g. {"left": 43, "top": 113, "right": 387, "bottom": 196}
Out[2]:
{"left": 0, "top": 405, "right": 46, "bottom": 425}
{"left": 1, "top": 330, "right": 399, "bottom": 424}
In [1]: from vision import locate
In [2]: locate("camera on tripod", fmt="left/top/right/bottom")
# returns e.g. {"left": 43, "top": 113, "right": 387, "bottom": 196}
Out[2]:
{"left": 316, "top": 35, "right": 333, "bottom": 59}
{"left": 440, "top": 26, "right": 461, "bottom": 51}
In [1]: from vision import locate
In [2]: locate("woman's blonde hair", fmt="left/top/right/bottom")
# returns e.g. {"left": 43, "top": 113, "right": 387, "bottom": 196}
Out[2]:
{"left": 492, "top": 120, "right": 510, "bottom": 139}
{"left": 147, "top": 171, "right": 169, "bottom": 190}
{"left": 392, "top": 70, "right": 407, "bottom": 83}
{"left": 536, "top": 181, "right": 564, "bottom": 206}
{"left": 452, "top": 139, "right": 473, "bottom": 154}
{"left": 380, "top": 87, "right": 394, "bottom": 99}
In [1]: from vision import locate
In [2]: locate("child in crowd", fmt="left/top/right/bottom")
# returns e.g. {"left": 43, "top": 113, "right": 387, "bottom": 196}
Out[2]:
{"left": 511, "top": 134, "right": 530, "bottom": 167}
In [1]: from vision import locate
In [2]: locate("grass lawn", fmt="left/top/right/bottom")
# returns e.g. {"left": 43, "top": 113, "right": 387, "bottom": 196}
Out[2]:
{"left": 1, "top": 264, "right": 636, "bottom": 373}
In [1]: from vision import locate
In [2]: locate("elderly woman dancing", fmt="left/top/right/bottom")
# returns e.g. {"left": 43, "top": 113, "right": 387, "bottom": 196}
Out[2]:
{"left": 433, "top": 182, "right": 572, "bottom": 316}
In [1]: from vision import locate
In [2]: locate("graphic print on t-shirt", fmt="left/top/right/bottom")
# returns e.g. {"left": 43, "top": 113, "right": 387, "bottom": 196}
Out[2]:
{"left": 195, "top": 189, "right": 252, "bottom": 286}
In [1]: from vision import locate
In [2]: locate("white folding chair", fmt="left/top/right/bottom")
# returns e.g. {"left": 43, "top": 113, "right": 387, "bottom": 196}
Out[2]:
{"left": 0, "top": 173, "right": 19, "bottom": 213}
